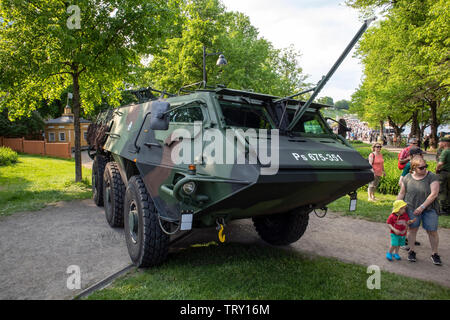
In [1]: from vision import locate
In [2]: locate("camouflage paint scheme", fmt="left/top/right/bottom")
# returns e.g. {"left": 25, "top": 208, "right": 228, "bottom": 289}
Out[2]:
{"left": 92, "top": 88, "right": 373, "bottom": 228}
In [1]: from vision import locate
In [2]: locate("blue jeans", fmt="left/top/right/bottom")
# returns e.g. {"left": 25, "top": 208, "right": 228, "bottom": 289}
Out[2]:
{"left": 407, "top": 208, "right": 439, "bottom": 231}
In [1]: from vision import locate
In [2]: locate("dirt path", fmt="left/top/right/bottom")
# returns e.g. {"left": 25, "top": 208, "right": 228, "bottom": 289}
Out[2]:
{"left": 1, "top": 201, "right": 448, "bottom": 300}
{"left": 0, "top": 200, "right": 130, "bottom": 300}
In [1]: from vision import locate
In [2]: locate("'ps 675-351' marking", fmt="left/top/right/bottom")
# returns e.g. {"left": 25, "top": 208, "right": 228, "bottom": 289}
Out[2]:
{"left": 292, "top": 153, "right": 344, "bottom": 162}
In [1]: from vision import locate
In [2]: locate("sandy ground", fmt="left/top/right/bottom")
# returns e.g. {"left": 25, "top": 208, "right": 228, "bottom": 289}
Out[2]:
{"left": 0, "top": 200, "right": 448, "bottom": 300}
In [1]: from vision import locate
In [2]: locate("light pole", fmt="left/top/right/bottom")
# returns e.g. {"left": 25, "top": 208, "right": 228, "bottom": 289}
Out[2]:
{"left": 202, "top": 45, "right": 227, "bottom": 88}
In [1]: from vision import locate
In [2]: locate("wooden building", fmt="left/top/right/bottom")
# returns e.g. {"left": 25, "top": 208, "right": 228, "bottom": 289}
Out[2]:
{"left": 44, "top": 106, "right": 91, "bottom": 150}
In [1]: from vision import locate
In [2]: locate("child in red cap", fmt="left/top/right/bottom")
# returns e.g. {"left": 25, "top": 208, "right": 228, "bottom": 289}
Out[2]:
{"left": 386, "top": 200, "right": 416, "bottom": 261}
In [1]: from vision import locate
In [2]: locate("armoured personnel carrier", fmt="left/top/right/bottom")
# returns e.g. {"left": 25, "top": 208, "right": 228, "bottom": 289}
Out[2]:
{"left": 87, "top": 19, "right": 375, "bottom": 267}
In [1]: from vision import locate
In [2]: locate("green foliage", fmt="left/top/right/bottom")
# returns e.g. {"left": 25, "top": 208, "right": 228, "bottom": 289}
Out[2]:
{"left": 316, "top": 96, "right": 334, "bottom": 106}
{"left": 334, "top": 99, "right": 350, "bottom": 109}
{"left": 0, "top": 0, "right": 178, "bottom": 117}
{"left": 0, "top": 146, "right": 18, "bottom": 166}
{"left": 0, "top": 109, "right": 44, "bottom": 138}
{"left": 142, "top": 0, "right": 308, "bottom": 96}
{"left": 349, "top": 0, "right": 449, "bottom": 143}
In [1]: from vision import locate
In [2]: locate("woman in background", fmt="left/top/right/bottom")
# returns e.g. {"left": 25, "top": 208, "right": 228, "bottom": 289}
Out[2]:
{"left": 368, "top": 143, "right": 386, "bottom": 201}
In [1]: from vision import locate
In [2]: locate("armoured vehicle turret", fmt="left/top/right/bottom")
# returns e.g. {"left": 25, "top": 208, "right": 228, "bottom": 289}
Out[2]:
{"left": 87, "top": 19, "right": 375, "bottom": 267}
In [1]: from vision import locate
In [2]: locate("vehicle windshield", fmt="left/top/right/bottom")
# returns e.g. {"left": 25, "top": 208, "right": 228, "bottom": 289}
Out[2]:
{"left": 218, "top": 99, "right": 274, "bottom": 129}
{"left": 287, "top": 109, "right": 331, "bottom": 135}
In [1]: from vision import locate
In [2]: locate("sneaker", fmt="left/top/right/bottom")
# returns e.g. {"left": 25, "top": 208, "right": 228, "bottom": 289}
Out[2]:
{"left": 400, "top": 245, "right": 410, "bottom": 251}
{"left": 408, "top": 250, "right": 417, "bottom": 262}
{"left": 394, "top": 254, "right": 401, "bottom": 260}
{"left": 386, "top": 252, "right": 393, "bottom": 261}
{"left": 431, "top": 254, "right": 442, "bottom": 266}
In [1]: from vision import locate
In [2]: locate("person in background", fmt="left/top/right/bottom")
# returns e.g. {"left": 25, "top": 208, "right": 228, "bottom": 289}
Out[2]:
{"left": 398, "top": 137, "right": 418, "bottom": 170}
{"left": 399, "top": 147, "right": 425, "bottom": 186}
{"left": 397, "top": 156, "right": 441, "bottom": 265}
{"left": 436, "top": 136, "right": 450, "bottom": 215}
{"left": 368, "top": 143, "right": 386, "bottom": 201}
{"left": 423, "top": 135, "right": 430, "bottom": 151}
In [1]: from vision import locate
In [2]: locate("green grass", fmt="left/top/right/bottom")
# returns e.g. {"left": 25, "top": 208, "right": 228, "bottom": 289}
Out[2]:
{"left": 328, "top": 190, "right": 450, "bottom": 229}
{"left": 87, "top": 243, "right": 450, "bottom": 300}
{"left": 0, "top": 154, "right": 92, "bottom": 216}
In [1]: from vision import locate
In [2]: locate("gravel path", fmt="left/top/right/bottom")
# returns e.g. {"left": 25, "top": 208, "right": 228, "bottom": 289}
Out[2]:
{"left": 0, "top": 200, "right": 130, "bottom": 300}
{"left": 1, "top": 200, "right": 449, "bottom": 300}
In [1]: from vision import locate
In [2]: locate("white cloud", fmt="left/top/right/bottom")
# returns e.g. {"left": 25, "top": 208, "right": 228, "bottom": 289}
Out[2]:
{"left": 221, "top": 0, "right": 365, "bottom": 101}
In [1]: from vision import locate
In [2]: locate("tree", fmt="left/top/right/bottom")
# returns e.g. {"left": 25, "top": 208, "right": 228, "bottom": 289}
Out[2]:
{"left": 335, "top": 100, "right": 350, "bottom": 110}
{"left": 317, "top": 96, "right": 334, "bottom": 106}
{"left": 141, "top": 0, "right": 307, "bottom": 97}
{"left": 0, "top": 109, "right": 44, "bottom": 139}
{"left": 0, "top": 0, "right": 178, "bottom": 181}
{"left": 348, "top": 0, "right": 449, "bottom": 147}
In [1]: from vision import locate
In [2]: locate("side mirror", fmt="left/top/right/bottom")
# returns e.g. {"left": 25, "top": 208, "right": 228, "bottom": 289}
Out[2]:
{"left": 150, "top": 101, "right": 170, "bottom": 131}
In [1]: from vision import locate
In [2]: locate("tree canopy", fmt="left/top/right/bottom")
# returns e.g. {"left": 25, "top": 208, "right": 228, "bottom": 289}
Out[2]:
{"left": 348, "top": 0, "right": 449, "bottom": 146}
{"left": 0, "top": 0, "right": 179, "bottom": 180}
{"left": 140, "top": 0, "right": 308, "bottom": 97}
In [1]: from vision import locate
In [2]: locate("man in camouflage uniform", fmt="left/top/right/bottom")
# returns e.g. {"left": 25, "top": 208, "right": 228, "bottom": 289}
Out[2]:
{"left": 436, "top": 136, "right": 450, "bottom": 215}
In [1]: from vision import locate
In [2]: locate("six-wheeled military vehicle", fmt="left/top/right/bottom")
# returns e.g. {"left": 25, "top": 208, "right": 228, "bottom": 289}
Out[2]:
{"left": 87, "top": 18, "right": 375, "bottom": 267}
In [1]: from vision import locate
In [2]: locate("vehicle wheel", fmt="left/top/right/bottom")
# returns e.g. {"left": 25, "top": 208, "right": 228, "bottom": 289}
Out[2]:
{"left": 252, "top": 209, "right": 310, "bottom": 245}
{"left": 92, "top": 155, "right": 107, "bottom": 206}
{"left": 124, "top": 175, "right": 170, "bottom": 267}
{"left": 103, "top": 162, "right": 125, "bottom": 228}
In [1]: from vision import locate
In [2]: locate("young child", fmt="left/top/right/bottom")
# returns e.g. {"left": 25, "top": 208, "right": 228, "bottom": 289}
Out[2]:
{"left": 386, "top": 200, "right": 416, "bottom": 261}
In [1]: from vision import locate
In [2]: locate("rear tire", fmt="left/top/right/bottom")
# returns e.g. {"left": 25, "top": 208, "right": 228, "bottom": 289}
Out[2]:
{"left": 92, "top": 155, "right": 107, "bottom": 206}
{"left": 252, "top": 209, "right": 310, "bottom": 245}
{"left": 124, "top": 175, "right": 169, "bottom": 267}
{"left": 103, "top": 162, "right": 125, "bottom": 228}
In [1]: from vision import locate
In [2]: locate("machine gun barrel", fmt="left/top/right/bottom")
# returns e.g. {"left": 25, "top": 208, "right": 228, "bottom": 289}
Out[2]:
{"left": 287, "top": 17, "right": 376, "bottom": 131}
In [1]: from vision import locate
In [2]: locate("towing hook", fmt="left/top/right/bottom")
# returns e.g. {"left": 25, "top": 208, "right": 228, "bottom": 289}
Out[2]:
{"left": 216, "top": 218, "right": 226, "bottom": 243}
{"left": 314, "top": 207, "right": 328, "bottom": 218}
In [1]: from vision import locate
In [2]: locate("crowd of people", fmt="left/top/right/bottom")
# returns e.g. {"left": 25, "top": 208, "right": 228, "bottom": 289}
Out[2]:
{"left": 334, "top": 116, "right": 447, "bottom": 148}
{"left": 365, "top": 136, "right": 450, "bottom": 266}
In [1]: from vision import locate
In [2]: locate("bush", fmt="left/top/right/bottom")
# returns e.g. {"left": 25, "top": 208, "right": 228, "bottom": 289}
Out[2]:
{"left": 0, "top": 146, "right": 19, "bottom": 166}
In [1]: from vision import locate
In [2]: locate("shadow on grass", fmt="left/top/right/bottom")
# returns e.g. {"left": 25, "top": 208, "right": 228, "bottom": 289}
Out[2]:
{"left": 88, "top": 243, "right": 450, "bottom": 300}
{"left": 0, "top": 187, "right": 92, "bottom": 217}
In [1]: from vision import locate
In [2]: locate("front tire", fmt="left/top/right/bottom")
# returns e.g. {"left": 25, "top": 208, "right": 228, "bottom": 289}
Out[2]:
{"left": 124, "top": 175, "right": 169, "bottom": 267}
{"left": 103, "top": 162, "right": 125, "bottom": 228}
{"left": 252, "top": 209, "right": 310, "bottom": 245}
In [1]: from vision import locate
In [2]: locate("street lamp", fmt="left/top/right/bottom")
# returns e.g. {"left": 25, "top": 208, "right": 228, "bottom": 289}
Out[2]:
{"left": 202, "top": 45, "right": 227, "bottom": 88}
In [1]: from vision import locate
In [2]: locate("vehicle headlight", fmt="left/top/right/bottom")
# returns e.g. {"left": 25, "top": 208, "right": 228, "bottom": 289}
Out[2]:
{"left": 182, "top": 182, "right": 196, "bottom": 195}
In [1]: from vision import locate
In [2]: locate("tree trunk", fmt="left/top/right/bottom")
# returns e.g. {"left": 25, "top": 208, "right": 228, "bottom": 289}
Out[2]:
{"left": 387, "top": 116, "right": 404, "bottom": 147}
{"left": 72, "top": 70, "right": 82, "bottom": 182}
{"left": 430, "top": 100, "right": 438, "bottom": 149}
{"left": 410, "top": 110, "right": 419, "bottom": 143}
{"left": 379, "top": 120, "right": 384, "bottom": 143}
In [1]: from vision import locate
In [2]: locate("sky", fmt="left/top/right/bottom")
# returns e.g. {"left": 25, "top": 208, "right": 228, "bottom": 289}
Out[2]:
{"left": 221, "top": 0, "right": 366, "bottom": 102}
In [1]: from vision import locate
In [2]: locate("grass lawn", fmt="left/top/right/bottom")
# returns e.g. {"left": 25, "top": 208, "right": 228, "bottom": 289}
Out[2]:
{"left": 0, "top": 154, "right": 92, "bottom": 216}
{"left": 87, "top": 243, "right": 450, "bottom": 300}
